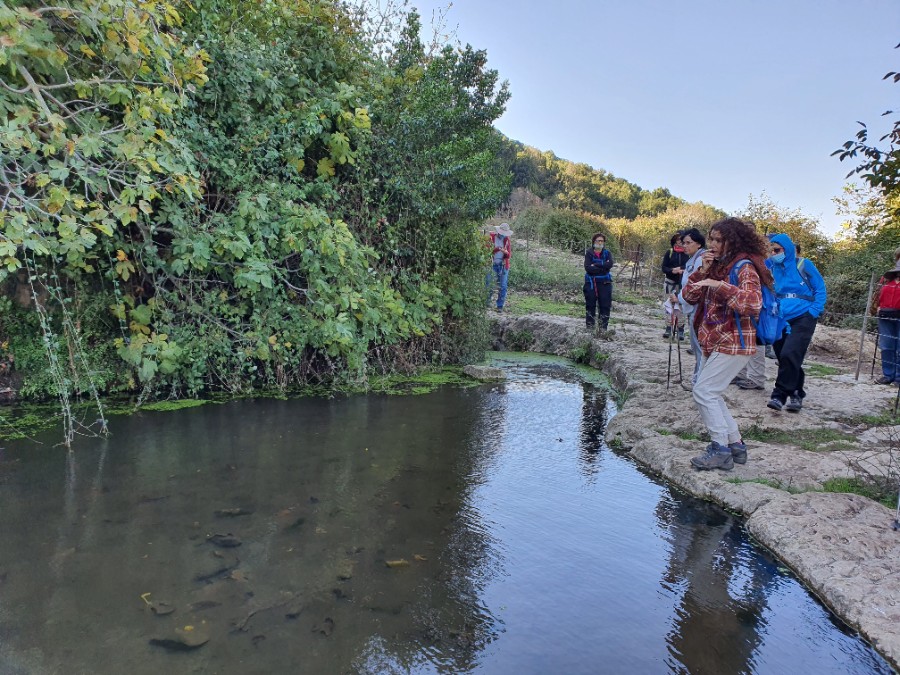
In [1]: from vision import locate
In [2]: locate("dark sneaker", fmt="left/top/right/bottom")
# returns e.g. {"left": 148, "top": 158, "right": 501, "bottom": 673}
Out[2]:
{"left": 663, "top": 326, "right": 672, "bottom": 339}
{"left": 677, "top": 328, "right": 685, "bottom": 341}
{"left": 737, "top": 380, "right": 764, "bottom": 390}
{"left": 690, "top": 442, "right": 734, "bottom": 471}
{"left": 766, "top": 398, "right": 783, "bottom": 411}
{"left": 728, "top": 440, "right": 747, "bottom": 465}
{"left": 765, "top": 344, "right": 777, "bottom": 359}
{"left": 785, "top": 395, "right": 803, "bottom": 412}
{"left": 875, "top": 376, "right": 894, "bottom": 385}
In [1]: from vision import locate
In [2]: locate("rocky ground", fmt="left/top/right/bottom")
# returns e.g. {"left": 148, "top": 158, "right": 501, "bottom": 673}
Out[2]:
{"left": 488, "top": 296, "right": 900, "bottom": 668}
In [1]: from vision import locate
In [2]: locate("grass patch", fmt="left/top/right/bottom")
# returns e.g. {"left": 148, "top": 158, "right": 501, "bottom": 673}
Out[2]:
{"left": 509, "top": 252, "right": 582, "bottom": 292}
{"left": 821, "top": 477, "right": 896, "bottom": 509}
{"left": 838, "top": 407, "right": 900, "bottom": 427}
{"left": 676, "top": 430, "right": 702, "bottom": 441}
{"left": 741, "top": 424, "right": 857, "bottom": 452}
{"left": 805, "top": 362, "right": 842, "bottom": 377}
{"left": 726, "top": 477, "right": 805, "bottom": 493}
{"left": 509, "top": 295, "right": 581, "bottom": 318}
{"left": 613, "top": 288, "right": 659, "bottom": 306}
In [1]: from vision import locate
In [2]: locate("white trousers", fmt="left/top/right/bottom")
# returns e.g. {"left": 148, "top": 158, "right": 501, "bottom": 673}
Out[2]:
{"left": 693, "top": 351, "right": 751, "bottom": 446}
{"left": 736, "top": 347, "right": 766, "bottom": 387}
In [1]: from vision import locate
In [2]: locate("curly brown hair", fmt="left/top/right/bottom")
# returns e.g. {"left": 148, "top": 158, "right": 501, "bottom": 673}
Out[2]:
{"left": 708, "top": 217, "right": 774, "bottom": 288}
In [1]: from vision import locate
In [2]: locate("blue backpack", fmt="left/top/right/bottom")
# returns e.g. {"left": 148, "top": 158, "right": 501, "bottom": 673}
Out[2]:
{"left": 729, "top": 259, "right": 787, "bottom": 347}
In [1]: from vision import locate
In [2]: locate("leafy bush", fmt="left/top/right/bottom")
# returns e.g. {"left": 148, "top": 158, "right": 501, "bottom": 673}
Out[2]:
{"left": 541, "top": 210, "right": 599, "bottom": 254}
{"left": 0, "top": 1, "right": 512, "bottom": 401}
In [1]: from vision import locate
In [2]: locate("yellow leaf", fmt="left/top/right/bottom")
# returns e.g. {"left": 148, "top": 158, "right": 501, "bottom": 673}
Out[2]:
{"left": 268, "top": 335, "right": 277, "bottom": 345}
{"left": 385, "top": 559, "right": 410, "bottom": 568}
{"left": 126, "top": 34, "right": 140, "bottom": 54}
{"left": 116, "top": 249, "right": 128, "bottom": 262}
{"left": 79, "top": 44, "right": 96, "bottom": 58}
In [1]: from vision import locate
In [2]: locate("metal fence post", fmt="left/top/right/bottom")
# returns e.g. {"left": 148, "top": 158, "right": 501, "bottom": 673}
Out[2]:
{"left": 854, "top": 272, "right": 878, "bottom": 381}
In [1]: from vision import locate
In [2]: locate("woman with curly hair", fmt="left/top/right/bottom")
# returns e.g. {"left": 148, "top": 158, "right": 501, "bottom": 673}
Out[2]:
{"left": 682, "top": 217, "right": 774, "bottom": 470}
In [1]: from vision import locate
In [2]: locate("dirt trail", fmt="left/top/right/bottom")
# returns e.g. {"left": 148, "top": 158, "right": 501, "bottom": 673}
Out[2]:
{"left": 489, "top": 298, "right": 900, "bottom": 668}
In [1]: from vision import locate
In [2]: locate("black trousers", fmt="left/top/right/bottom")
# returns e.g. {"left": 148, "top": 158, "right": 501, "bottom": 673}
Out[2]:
{"left": 584, "top": 279, "right": 612, "bottom": 330}
{"left": 772, "top": 312, "right": 818, "bottom": 402}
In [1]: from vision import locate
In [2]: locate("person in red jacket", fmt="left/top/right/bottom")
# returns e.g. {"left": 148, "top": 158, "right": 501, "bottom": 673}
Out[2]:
{"left": 486, "top": 222, "right": 513, "bottom": 311}
{"left": 875, "top": 247, "right": 900, "bottom": 385}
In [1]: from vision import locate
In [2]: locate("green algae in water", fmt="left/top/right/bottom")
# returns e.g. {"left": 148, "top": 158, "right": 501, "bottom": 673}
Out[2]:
{"left": 141, "top": 399, "right": 211, "bottom": 412}
{"left": 485, "top": 351, "right": 613, "bottom": 389}
{"left": 369, "top": 367, "right": 475, "bottom": 395}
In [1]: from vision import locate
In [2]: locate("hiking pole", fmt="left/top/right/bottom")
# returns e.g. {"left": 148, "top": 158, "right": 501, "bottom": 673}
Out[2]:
{"left": 666, "top": 325, "right": 673, "bottom": 390}
{"left": 666, "top": 311, "right": 676, "bottom": 390}
{"left": 675, "top": 312, "right": 684, "bottom": 385}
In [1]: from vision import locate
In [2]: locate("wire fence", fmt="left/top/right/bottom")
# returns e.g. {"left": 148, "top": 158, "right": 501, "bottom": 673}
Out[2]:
{"left": 514, "top": 240, "right": 895, "bottom": 390}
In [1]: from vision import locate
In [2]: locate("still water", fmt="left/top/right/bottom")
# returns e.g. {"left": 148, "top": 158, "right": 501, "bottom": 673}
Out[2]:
{"left": 0, "top": 355, "right": 892, "bottom": 674}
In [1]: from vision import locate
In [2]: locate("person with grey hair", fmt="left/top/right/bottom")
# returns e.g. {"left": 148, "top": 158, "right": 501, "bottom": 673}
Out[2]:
{"left": 675, "top": 228, "right": 706, "bottom": 388}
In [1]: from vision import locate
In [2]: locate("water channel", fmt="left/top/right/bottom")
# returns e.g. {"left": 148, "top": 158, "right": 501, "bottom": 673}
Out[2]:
{"left": 0, "top": 354, "right": 892, "bottom": 674}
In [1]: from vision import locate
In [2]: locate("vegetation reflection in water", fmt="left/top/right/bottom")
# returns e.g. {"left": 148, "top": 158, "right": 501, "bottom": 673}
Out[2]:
{"left": 0, "top": 355, "right": 891, "bottom": 674}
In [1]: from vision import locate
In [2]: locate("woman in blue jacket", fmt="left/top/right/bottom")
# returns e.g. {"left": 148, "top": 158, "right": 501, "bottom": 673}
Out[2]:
{"left": 584, "top": 233, "right": 613, "bottom": 331}
{"left": 765, "top": 234, "right": 827, "bottom": 412}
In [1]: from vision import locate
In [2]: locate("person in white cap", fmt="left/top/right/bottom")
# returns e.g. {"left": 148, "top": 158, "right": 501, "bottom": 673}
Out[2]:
{"left": 486, "top": 223, "right": 513, "bottom": 311}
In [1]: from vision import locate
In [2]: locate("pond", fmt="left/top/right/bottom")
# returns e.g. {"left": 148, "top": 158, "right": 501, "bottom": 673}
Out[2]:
{"left": 0, "top": 354, "right": 891, "bottom": 674}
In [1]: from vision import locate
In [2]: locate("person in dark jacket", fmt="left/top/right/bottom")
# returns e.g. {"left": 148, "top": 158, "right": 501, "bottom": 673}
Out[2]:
{"left": 584, "top": 233, "right": 613, "bottom": 331}
{"left": 662, "top": 234, "right": 689, "bottom": 338}
{"left": 765, "top": 234, "right": 827, "bottom": 412}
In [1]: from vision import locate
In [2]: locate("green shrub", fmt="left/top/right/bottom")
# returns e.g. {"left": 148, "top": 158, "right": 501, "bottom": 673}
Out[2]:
{"left": 541, "top": 210, "right": 599, "bottom": 254}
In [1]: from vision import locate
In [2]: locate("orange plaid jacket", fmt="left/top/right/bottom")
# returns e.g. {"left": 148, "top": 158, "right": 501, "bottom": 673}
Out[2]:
{"left": 682, "top": 260, "right": 763, "bottom": 357}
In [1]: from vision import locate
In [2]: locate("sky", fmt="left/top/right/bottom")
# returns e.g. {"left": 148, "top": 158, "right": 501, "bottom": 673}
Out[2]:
{"left": 408, "top": 0, "right": 899, "bottom": 236}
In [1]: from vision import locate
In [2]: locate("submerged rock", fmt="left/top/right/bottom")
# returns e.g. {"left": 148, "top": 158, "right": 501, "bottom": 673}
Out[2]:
{"left": 214, "top": 508, "right": 253, "bottom": 518}
{"left": 207, "top": 533, "right": 242, "bottom": 548}
{"left": 194, "top": 552, "right": 239, "bottom": 582}
{"left": 149, "top": 601, "right": 175, "bottom": 616}
{"left": 149, "top": 624, "right": 210, "bottom": 651}
{"left": 463, "top": 365, "right": 505, "bottom": 381}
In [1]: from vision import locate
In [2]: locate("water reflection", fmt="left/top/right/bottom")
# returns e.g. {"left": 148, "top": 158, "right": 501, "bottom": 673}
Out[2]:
{"left": 0, "top": 356, "right": 892, "bottom": 674}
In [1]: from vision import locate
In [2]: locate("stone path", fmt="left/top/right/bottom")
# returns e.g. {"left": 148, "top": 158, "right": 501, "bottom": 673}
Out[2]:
{"left": 490, "top": 304, "right": 900, "bottom": 668}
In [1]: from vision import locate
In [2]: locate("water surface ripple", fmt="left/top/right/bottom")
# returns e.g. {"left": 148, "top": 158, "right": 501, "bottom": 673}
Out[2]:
{"left": 0, "top": 355, "right": 891, "bottom": 674}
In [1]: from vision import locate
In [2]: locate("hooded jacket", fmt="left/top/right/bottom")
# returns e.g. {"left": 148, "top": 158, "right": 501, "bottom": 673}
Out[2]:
{"left": 766, "top": 234, "right": 827, "bottom": 321}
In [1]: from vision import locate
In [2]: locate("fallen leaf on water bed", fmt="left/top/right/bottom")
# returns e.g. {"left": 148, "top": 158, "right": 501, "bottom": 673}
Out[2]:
{"left": 385, "top": 559, "right": 409, "bottom": 568}
{"left": 413, "top": 554, "right": 428, "bottom": 562}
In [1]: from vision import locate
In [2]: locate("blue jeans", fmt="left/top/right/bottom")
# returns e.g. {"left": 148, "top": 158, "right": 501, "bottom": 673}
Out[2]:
{"left": 486, "top": 263, "right": 508, "bottom": 309}
{"left": 879, "top": 316, "right": 900, "bottom": 381}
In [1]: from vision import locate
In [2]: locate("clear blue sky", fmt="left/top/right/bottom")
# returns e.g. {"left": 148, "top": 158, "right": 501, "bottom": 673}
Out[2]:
{"left": 411, "top": 0, "right": 899, "bottom": 235}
